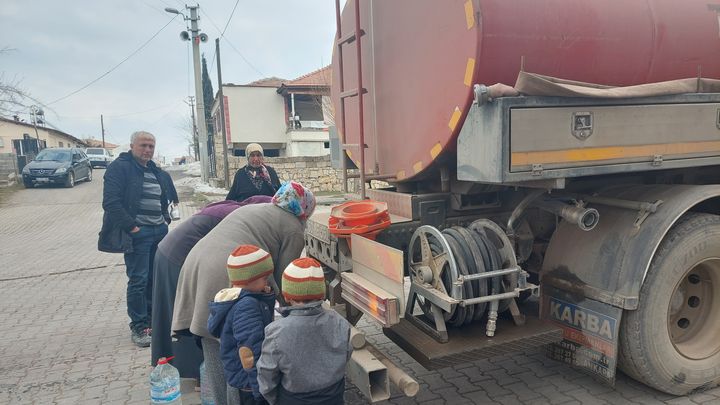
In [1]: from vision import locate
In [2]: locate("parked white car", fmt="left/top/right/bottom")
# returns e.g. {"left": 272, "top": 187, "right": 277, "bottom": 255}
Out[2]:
{"left": 84, "top": 148, "right": 114, "bottom": 168}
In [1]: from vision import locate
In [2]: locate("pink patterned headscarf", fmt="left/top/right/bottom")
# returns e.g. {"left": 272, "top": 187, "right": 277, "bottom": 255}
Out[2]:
{"left": 272, "top": 181, "right": 316, "bottom": 220}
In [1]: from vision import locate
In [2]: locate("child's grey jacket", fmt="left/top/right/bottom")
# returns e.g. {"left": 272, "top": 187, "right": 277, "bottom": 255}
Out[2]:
{"left": 257, "top": 301, "right": 352, "bottom": 404}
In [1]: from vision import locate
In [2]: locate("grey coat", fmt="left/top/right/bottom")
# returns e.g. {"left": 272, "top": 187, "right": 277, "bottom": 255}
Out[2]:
{"left": 257, "top": 302, "right": 352, "bottom": 404}
{"left": 171, "top": 203, "right": 306, "bottom": 339}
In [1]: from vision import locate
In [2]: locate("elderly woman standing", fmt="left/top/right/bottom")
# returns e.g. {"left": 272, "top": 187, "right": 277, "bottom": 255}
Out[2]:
{"left": 226, "top": 143, "right": 281, "bottom": 202}
{"left": 172, "top": 181, "right": 315, "bottom": 405}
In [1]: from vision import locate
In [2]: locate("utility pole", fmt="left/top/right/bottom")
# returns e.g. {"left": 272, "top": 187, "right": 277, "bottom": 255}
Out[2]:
{"left": 166, "top": 5, "right": 210, "bottom": 182}
{"left": 185, "top": 96, "right": 199, "bottom": 160}
{"left": 215, "top": 38, "right": 231, "bottom": 188}
{"left": 30, "top": 105, "right": 43, "bottom": 141}
{"left": 100, "top": 114, "right": 106, "bottom": 148}
{"left": 188, "top": 6, "right": 209, "bottom": 182}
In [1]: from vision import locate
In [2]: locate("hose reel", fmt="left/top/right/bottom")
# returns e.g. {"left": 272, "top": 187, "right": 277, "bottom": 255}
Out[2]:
{"left": 406, "top": 219, "right": 537, "bottom": 343}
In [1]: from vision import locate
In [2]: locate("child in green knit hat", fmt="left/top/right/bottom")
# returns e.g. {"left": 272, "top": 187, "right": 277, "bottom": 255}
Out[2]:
{"left": 257, "top": 258, "right": 352, "bottom": 405}
{"left": 207, "top": 244, "right": 276, "bottom": 405}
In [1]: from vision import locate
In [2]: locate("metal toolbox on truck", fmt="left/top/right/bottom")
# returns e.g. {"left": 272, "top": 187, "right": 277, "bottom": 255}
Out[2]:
{"left": 457, "top": 94, "right": 720, "bottom": 186}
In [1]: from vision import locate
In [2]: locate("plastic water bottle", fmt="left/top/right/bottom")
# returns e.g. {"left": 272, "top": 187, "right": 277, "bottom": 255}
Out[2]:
{"left": 150, "top": 356, "right": 182, "bottom": 404}
{"left": 199, "top": 361, "right": 215, "bottom": 405}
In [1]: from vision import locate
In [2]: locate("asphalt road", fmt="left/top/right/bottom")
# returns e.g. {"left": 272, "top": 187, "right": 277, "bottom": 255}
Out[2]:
{"left": 0, "top": 171, "right": 718, "bottom": 404}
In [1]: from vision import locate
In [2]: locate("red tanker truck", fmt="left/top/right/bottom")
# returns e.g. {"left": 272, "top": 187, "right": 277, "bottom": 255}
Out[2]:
{"left": 306, "top": 0, "right": 720, "bottom": 400}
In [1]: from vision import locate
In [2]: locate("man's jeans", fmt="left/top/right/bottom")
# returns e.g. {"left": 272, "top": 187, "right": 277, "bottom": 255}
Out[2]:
{"left": 124, "top": 223, "right": 168, "bottom": 333}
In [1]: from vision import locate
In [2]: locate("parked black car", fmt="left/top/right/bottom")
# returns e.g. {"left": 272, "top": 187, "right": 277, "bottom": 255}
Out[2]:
{"left": 21, "top": 148, "right": 93, "bottom": 188}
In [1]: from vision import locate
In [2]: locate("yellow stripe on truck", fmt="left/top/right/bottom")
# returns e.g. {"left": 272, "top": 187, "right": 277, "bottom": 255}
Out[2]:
{"left": 448, "top": 106, "right": 462, "bottom": 131}
{"left": 511, "top": 140, "right": 720, "bottom": 167}
{"left": 430, "top": 142, "right": 443, "bottom": 159}
{"left": 464, "top": 1, "right": 475, "bottom": 29}
{"left": 464, "top": 58, "right": 476, "bottom": 87}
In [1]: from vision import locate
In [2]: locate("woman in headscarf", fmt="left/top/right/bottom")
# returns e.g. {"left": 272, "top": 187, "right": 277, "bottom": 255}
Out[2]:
{"left": 226, "top": 143, "right": 281, "bottom": 202}
{"left": 172, "top": 181, "right": 315, "bottom": 405}
{"left": 150, "top": 195, "right": 272, "bottom": 376}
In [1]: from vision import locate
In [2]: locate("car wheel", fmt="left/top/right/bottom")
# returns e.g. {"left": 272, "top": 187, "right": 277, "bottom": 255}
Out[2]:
{"left": 23, "top": 180, "right": 33, "bottom": 188}
{"left": 86, "top": 169, "right": 93, "bottom": 182}
{"left": 64, "top": 172, "right": 75, "bottom": 188}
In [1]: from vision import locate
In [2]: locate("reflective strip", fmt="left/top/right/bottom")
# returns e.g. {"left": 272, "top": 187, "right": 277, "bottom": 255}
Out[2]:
{"left": 448, "top": 106, "right": 462, "bottom": 131}
{"left": 368, "top": 291, "right": 379, "bottom": 316}
{"left": 464, "top": 58, "right": 476, "bottom": 87}
{"left": 430, "top": 143, "right": 443, "bottom": 159}
{"left": 511, "top": 140, "right": 720, "bottom": 167}
{"left": 464, "top": 0, "right": 475, "bottom": 29}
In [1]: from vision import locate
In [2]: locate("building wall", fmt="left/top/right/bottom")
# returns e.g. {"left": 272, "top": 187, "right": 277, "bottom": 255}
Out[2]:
{"left": 286, "top": 130, "right": 330, "bottom": 157}
{"left": 0, "top": 121, "right": 32, "bottom": 154}
{"left": 44, "top": 132, "right": 83, "bottom": 148}
{"left": 224, "top": 86, "right": 287, "bottom": 145}
{"left": 0, "top": 120, "right": 83, "bottom": 154}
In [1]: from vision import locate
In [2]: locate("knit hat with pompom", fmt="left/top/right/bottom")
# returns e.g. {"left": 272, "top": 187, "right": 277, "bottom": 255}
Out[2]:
{"left": 281, "top": 258, "right": 325, "bottom": 302}
{"left": 226, "top": 245, "right": 274, "bottom": 287}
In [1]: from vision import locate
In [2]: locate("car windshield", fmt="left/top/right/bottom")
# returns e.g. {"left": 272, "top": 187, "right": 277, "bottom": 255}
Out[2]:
{"left": 35, "top": 150, "right": 71, "bottom": 162}
{"left": 86, "top": 148, "right": 105, "bottom": 155}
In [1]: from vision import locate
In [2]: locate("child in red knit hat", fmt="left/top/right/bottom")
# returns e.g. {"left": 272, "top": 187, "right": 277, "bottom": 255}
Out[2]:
{"left": 257, "top": 257, "right": 352, "bottom": 405}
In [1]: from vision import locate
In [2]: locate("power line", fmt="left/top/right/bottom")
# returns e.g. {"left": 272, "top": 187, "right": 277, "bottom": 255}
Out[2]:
{"left": 222, "top": 39, "right": 266, "bottom": 78}
{"left": 55, "top": 103, "right": 181, "bottom": 120}
{"left": 140, "top": 0, "right": 186, "bottom": 28}
{"left": 220, "top": 0, "right": 241, "bottom": 37}
{"left": 200, "top": 6, "right": 265, "bottom": 78}
{"left": 47, "top": 17, "right": 177, "bottom": 106}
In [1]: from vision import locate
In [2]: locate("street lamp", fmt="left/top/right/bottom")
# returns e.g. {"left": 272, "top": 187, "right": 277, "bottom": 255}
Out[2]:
{"left": 166, "top": 5, "right": 210, "bottom": 182}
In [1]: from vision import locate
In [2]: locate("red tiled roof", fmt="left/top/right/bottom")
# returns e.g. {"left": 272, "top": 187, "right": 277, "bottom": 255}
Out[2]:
{"left": 287, "top": 66, "right": 331, "bottom": 87}
{"left": 246, "top": 77, "right": 287, "bottom": 87}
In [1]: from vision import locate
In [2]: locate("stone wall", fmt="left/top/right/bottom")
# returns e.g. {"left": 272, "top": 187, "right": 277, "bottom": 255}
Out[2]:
{"left": 0, "top": 153, "right": 18, "bottom": 187}
{"left": 214, "top": 147, "right": 358, "bottom": 192}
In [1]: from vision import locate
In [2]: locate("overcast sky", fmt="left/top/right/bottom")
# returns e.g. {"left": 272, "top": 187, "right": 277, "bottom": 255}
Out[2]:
{"left": 0, "top": 0, "right": 337, "bottom": 160}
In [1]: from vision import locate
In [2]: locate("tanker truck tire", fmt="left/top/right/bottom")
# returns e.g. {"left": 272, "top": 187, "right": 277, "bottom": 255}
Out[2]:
{"left": 618, "top": 213, "right": 720, "bottom": 395}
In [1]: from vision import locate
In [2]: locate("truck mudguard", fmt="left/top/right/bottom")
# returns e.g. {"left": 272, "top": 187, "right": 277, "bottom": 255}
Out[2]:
{"left": 542, "top": 184, "right": 720, "bottom": 310}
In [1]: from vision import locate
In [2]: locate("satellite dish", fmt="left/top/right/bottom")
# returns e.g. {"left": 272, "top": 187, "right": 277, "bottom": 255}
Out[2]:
{"left": 180, "top": 31, "right": 190, "bottom": 41}
{"left": 199, "top": 33, "right": 208, "bottom": 43}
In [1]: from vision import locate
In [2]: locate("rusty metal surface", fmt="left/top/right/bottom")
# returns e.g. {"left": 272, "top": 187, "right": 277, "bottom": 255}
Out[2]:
{"left": 383, "top": 312, "right": 562, "bottom": 370}
{"left": 542, "top": 184, "right": 720, "bottom": 310}
{"left": 333, "top": 0, "right": 720, "bottom": 182}
{"left": 366, "top": 189, "right": 414, "bottom": 220}
{"left": 306, "top": 211, "right": 332, "bottom": 244}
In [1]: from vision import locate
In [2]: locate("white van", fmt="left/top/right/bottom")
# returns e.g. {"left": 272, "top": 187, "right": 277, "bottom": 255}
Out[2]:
{"left": 84, "top": 148, "right": 114, "bottom": 168}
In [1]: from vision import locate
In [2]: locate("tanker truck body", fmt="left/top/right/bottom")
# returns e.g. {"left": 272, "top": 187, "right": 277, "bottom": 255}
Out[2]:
{"left": 306, "top": 0, "right": 720, "bottom": 399}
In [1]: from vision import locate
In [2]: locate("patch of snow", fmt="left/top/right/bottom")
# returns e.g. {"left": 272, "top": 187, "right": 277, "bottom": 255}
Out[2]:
{"left": 174, "top": 176, "right": 227, "bottom": 195}
{"left": 163, "top": 164, "right": 189, "bottom": 172}
{"left": 181, "top": 161, "right": 201, "bottom": 176}
{"left": 194, "top": 183, "right": 229, "bottom": 195}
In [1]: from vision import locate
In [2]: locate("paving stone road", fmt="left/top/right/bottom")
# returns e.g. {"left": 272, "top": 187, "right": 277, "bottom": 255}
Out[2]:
{"left": 0, "top": 170, "right": 718, "bottom": 404}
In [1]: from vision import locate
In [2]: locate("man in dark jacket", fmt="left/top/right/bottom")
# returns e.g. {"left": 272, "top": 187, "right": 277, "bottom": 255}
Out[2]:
{"left": 99, "top": 130, "right": 170, "bottom": 347}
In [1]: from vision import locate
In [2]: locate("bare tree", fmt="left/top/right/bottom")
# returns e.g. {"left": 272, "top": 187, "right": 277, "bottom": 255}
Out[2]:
{"left": 0, "top": 48, "right": 46, "bottom": 119}
{"left": 174, "top": 115, "right": 199, "bottom": 160}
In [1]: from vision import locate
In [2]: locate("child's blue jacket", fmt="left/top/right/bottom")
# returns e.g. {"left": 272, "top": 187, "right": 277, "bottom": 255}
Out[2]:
{"left": 208, "top": 289, "right": 275, "bottom": 397}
